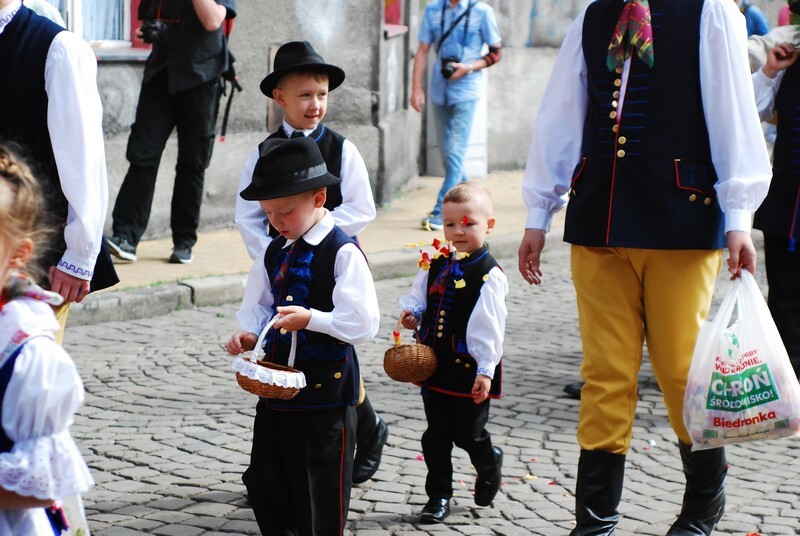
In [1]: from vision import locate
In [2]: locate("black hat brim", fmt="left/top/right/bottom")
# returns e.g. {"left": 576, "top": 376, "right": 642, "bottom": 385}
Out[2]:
{"left": 240, "top": 171, "right": 341, "bottom": 201}
{"left": 260, "top": 64, "right": 346, "bottom": 98}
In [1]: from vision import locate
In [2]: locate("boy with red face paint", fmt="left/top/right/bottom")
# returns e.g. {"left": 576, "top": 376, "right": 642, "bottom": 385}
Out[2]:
{"left": 399, "top": 181, "right": 509, "bottom": 524}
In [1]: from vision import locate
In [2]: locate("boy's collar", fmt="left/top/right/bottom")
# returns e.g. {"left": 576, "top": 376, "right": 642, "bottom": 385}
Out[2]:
{"left": 282, "top": 210, "right": 333, "bottom": 248}
{"left": 282, "top": 121, "right": 315, "bottom": 139}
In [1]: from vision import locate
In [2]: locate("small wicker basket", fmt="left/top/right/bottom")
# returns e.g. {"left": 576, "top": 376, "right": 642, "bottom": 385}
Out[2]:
{"left": 233, "top": 314, "right": 306, "bottom": 399}
{"left": 384, "top": 320, "right": 437, "bottom": 383}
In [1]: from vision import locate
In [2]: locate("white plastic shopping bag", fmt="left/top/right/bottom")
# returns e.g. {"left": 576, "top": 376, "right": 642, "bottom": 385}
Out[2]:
{"left": 684, "top": 269, "right": 800, "bottom": 450}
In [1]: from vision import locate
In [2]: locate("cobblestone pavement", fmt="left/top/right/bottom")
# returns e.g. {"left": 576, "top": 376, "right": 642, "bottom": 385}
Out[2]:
{"left": 66, "top": 237, "right": 800, "bottom": 536}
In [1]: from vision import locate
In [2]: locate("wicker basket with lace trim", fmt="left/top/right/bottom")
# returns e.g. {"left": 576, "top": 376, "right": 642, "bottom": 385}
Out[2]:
{"left": 233, "top": 315, "right": 306, "bottom": 399}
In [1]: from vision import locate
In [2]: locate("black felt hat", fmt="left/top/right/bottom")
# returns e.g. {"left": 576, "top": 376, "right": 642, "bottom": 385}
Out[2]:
{"left": 240, "top": 137, "right": 341, "bottom": 201}
{"left": 260, "top": 41, "right": 346, "bottom": 98}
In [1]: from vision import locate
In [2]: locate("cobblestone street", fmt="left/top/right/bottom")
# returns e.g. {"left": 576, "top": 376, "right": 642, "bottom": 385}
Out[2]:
{"left": 67, "top": 237, "right": 800, "bottom": 535}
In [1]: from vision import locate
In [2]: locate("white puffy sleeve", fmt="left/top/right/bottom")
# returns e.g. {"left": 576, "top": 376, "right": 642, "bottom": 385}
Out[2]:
{"left": 466, "top": 267, "right": 509, "bottom": 379}
{"left": 0, "top": 338, "right": 94, "bottom": 500}
{"left": 398, "top": 269, "right": 430, "bottom": 321}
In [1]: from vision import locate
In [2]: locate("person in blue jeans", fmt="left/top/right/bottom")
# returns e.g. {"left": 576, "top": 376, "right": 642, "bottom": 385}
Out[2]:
{"left": 410, "top": 0, "right": 502, "bottom": 231}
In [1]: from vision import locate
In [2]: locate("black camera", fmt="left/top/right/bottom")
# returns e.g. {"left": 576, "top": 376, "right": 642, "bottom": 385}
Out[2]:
{"left": 441, "top": 56, "right": 460, "bottom": 79}
{"left": 138, "top": 0, "right": 183, "bottom": 44}
{"left": 140, "top": 19, "right": 169, "bottom": 44}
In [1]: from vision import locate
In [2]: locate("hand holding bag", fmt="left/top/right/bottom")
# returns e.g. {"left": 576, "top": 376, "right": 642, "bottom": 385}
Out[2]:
{"left": 684, "top": 269, "right": 800, "bottom": 450}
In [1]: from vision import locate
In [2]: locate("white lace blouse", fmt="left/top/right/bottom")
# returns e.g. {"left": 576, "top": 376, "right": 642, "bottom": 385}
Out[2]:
{"left": 0, "top": 297, "right": 94, "bottom": 535}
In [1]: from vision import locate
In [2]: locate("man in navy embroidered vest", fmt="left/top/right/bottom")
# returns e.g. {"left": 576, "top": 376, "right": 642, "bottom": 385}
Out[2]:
{"left": 0, "top": 0, "right": 118, "bottom": 341}
{"left": 518, "top": 0, "right": 771, "bottom": 534}
{"left": 225, "top": 137, "right": 380, "bottom": 535}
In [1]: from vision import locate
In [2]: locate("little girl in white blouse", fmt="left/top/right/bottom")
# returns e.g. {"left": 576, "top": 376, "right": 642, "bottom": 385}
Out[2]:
{"left": 0, "top": 145, "right": 94, "bottom": 535}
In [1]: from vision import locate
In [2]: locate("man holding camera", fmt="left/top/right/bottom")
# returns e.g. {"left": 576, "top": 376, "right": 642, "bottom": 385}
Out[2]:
{"left": 410, "top": 0, "right": 502, "bottom": 231}
{"left": 107, "top": 0, "right": 236, "bottom": 264}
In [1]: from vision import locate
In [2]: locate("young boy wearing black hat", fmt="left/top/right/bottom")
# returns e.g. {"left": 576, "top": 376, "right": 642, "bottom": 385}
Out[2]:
{"left": 235, "top": 40, "right": 389, "bottom": 485}
{"left": 226, "top": 136, "right": 380, "bottom": 535}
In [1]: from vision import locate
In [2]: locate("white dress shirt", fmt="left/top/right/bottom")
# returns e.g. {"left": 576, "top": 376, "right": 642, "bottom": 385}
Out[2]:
{"left": 398, "top": 264, "right": 508, "bottom": 379}
{"left": 752, "top": 67, "right": 784, "bottom": 120}
{"left": 235, "top": 121, "right": 377, "bottom": 259}
{"left": 236, "top": 210, "right": 380, "bottom": 345}
{"left": 1, "top": 0, "right": 108, "bottom": 280}
{"left": 522, "top": 0, "right": 771, "bottom": 235}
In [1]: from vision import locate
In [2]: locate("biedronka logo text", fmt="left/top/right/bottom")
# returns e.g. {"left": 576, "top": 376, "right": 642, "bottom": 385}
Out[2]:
{"left": 706, "top": 339, "right": 780, "bottom": 427}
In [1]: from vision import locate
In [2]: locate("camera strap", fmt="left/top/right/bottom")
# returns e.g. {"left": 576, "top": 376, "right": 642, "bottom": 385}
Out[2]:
{"left": 219, "top": 18, "right": 242, "bottom": 143}
{"left": 436, "top": 0, "right": 477, "bottom": 52}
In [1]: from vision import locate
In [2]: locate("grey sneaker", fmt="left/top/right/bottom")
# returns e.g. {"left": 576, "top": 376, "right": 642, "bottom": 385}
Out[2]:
{"left": 169, "top": 247, "right": 194, "bottom": 264}
{"left": 106, "top": 236, "right": 137, "bottom": 262}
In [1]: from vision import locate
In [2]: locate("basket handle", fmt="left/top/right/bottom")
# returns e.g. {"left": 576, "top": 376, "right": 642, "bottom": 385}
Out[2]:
{"left": 395, "top": 318, "right": 423, "bottom": 344}
{"left": 251, "top": 313, "right": 298, "bottom": 367}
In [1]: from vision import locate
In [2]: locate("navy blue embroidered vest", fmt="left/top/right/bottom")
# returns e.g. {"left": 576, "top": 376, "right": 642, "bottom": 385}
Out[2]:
{"left": 754, "top": 63, "right": 800, "bottom": 248}
{"left": 265, "top": 125, "right": 344, "bottom": 239}
{"left": 261, "top": 226, "right": 360, "bottom": 410}
{"left": 566, "top": 0, "right": 724, "bottom": 250}
{"left": 418, "top": 245, "right": 502, "bottom": 398}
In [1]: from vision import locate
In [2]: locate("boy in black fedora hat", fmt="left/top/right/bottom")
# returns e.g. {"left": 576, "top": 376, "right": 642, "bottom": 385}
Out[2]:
{"left": 226, "top": 136, "right": 380, "bottom": 535}
{"left": 235, "top": 40, "right": 390, "bottom": 485}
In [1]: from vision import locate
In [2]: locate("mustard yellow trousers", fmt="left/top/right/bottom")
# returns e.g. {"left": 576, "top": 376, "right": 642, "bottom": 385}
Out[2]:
{"left": 571, "top": 246, "right": 721, "bottom": 453}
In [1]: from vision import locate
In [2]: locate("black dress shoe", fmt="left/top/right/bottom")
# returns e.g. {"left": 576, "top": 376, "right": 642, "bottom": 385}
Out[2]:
{"left": 420, "top": 497, "right": 450, "bottom": 524}
{"left": 563, "top": 381, "right": 584, "bottom": 399}
{"left": 474, "top": 446, "right": 503, "bottom": 506}
{"left": 352, "top": 418, "right": 389, "bottom": 484}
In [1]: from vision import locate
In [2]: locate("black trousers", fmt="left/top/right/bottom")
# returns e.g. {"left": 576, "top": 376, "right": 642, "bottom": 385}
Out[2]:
{"left": 242, "top": 400, "right": 356, "bottom": 536}
{"left": 112, "top": 71, "right": 221, "bottom": 248}
{"left": 764, "top": 232, "right": 800, "bottom": 377}
{"left": 421, "top": 389, "right": 496, "bottom": 500}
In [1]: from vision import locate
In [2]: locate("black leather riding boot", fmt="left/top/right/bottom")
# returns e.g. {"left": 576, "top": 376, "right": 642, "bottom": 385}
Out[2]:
{"left": 352, "top": 394, "right": 389, "bottom": 484}
{"left": 570, "top": 449, "right": 626, "bottom": 536}
{"left": 667, "top": 441, "right": 727, "bottom": 535}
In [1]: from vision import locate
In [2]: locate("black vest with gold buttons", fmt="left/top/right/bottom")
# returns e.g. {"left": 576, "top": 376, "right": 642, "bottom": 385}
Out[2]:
{"left": 566, "top": 0, "right": 724, "bottom": 250}
{"left": 418, "top": 245, "right": 502, "bottom": 398}
{"left": 754, "top": 62, "right": 800, "bottom": 249}
{"left": 261, "top": 226, "right": 360, "bottom": 410}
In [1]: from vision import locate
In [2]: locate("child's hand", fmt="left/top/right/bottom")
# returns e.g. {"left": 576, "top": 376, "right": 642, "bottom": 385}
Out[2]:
{"left": 225, "top": 331, "right": 258, "bottom": 355}
{"left": 472, "top": 375, "right": 491, "bottom": 404}
{"left": 275, "top": 306, "right": 311, "bottom": 331}
{"left": 400, "top": 309, "right": 417, "bottom": 330}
